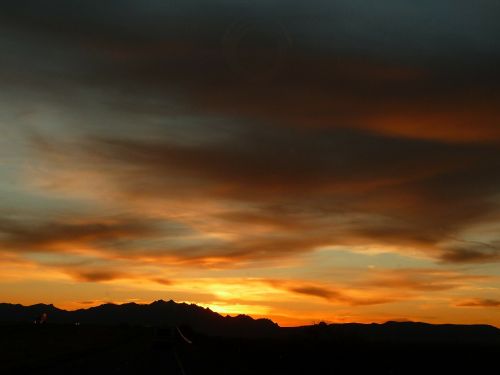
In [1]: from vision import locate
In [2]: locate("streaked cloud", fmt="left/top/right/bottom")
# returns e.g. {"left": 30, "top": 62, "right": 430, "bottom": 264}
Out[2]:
{"left": 1, "top": 0, "right": 500, "bottom": 326}
{"left": 456, "top": 299, "right": 500, "bottom": 308}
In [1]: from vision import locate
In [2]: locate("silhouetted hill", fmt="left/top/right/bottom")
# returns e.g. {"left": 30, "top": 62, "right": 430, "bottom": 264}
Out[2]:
{"left": 285, "top": 320, "right": 500, "bottom": 344}
{"left": 0, "top": 300, "right": 278, "bottom": 338}
{"left": 2, "top": 302, "right": 500, "bottom": 374}
{"left": 1, "top": 301, "right": 499, "bottom": 344}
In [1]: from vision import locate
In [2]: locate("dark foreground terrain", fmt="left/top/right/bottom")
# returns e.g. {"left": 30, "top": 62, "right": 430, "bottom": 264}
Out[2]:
{"left": 2, "top": 322, "right": 500, "bottom": 375}
{"left": 1, "top": 301, "right": 499, "bottom": 374}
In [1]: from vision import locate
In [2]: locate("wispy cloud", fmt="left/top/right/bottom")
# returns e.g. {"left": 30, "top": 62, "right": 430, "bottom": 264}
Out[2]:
{"left": 456, "top": 299, "right": 500, "bottom": 308}
{"left": 1, "top": 0, "right": 500, "bottom": 326}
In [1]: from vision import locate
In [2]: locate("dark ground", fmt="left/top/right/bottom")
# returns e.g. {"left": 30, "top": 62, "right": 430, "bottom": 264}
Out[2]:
{"left": 2, "top": 323, "right": 500, "bottom": 374}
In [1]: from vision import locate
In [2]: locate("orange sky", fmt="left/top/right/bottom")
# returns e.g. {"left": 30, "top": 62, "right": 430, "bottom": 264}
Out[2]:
{"left": 1, "top": 0, "right": 500, "bottom": 327}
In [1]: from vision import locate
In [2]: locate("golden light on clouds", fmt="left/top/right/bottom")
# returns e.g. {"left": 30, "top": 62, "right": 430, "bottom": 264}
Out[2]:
{"left": 2, "top": 0, "right": 500, "bottom": 328}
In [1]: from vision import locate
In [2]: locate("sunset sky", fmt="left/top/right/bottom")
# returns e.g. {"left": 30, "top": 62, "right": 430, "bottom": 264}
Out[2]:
{"left": 2, "top": 1, "right": 500, "bottom": 326}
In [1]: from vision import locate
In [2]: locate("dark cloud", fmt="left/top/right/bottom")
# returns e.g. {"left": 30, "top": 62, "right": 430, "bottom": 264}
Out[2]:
{"left": 3, "top": 1, "right": 500, "bottom": 59}
{"left": 72, "top": 269, "right": 125, "bottom": 282}
{"left": 0, "top": 216, "right": 161, "bottom": 252}
{"left": 289, "top": 286, "right": 340, "bottom": 300}
{"left": 2, "top": 1, "right": 500, "bottom": 143}
{"left": 152, "top": 278, "right": 173, "bottom": 286}
{"left": 268, "top": 280, "right": 395, "bottom": 306}
{"left": 456, "top": 299, "right": 500, "bottom": 308}
{"left": 3, "top": 1, "right": 500, "bottom": 268}
{"left": 266, "top": 269, "right": 489, "bottom": 307}
{"left": 2, "top": 1, "right": 500, "bottom": 326}
{"left": 440, "top": 249, "right": 500, "bottom": 264}
{"left": 45, "top": 124, "right": 500, "bottom": 263}
{"left": 365, "top": 269, "right": 489, "bottom": 292}
{"left": 55, "top": 263, "right": 173, "bottom": 284}
{"left": 137, "top": 232, "right": 335, "bottom": 267}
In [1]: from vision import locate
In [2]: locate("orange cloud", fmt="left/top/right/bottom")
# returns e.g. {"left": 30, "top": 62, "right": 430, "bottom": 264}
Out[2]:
{"left": 456, "top": 299, "right": 500, "bottom": 308}
{"left": 3, "top": 0, "right": 500, "bottom": 328}
{"left": 11, "top": 125, "right": 500, "bottom": 269}
{"left": 364, "top": 269, "right": 490, "bottom": 292}
{"left": 265, "top": 279, "right": 399, "bottom": 306}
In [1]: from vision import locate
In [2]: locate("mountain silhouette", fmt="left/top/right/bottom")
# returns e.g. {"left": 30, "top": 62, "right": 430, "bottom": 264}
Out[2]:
{"left": 287, "top": 320, "right": 500, "bottom": 344}
{"left": 0, "top": 300, "right": 278, "bottom": 338}
{"left": 2, "top": 301, "right": 500, "bottom": 374}
{"left": 1, "top": 300, "right": 499, "bottom": 343}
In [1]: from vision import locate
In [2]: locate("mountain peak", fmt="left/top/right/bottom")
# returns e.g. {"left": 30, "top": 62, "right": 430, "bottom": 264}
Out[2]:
{"left": 0, "top": 300, "right": 280, "bottom": 338}
{"left": 150, "top": 299, "right": 174, "bottom": 306}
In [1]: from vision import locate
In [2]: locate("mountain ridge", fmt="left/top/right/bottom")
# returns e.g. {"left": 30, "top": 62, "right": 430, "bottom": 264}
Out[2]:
{"left": 1, "top": 300, "right": 499, "bottom": 343}
{"left": 0, "top": 300, "right": 279, "bottom": 338}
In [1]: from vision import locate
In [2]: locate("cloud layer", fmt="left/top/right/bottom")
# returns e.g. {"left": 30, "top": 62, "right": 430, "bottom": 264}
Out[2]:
{"left": 1, "top": 0, "right": 500, "bottom": 325}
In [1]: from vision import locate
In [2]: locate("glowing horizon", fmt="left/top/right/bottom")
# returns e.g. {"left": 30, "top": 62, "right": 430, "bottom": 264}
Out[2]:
{"left": 2, "top": 1, "right": 500, "bottom": 328}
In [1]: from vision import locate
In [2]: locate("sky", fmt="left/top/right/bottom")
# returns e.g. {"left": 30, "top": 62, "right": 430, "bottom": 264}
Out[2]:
{"left": 1, "top": 0, "right": 500, "bottom": 326}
